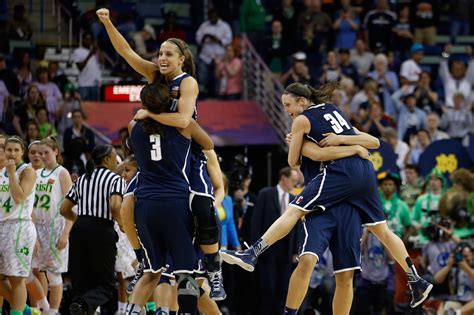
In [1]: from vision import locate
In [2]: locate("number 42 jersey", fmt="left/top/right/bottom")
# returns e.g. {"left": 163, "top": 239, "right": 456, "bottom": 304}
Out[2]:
{"left": 302, "top": 103, "right": 356, "bottom": 143}
{"left": 34, "top": 165, "right": 67, "bottom": 224}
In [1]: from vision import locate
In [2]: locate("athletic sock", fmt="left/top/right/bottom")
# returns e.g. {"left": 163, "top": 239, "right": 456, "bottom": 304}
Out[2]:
{"left": 204, "top": 252, "right": 220, "bottom": 271}
{"left": 145, "top": 302, "right": 156, "bottom": 312}
{"left": 134, "top": 249, "right": 143, "bottom": 262}
{"left": 23, "top": 305, "right": 32, "bottom": 314}
{"left": 406, "top": 257, "right": 420, "bottom": 281}
{"left": 37, "top": 297, "right": 49, "bottom": 311}
{"left": 157, "top": 306, "right": 169, "bottom": 314}
{"left": 10, "top": 310, "right": 23, "bottom": 315}
{"left": 126, "top": 303, "right": 142, "bottom": 314}
{"left": 118, "top": 301, "right": 127, "bottom": 313}
{"left": 283, "top": 307, "right": 297, "bottom": 315}
{"left": 169, "top": 311, "right": 177, "bottom": 315}
{"left": 48, "top": 308, "right": 59, "bottom": 315}
{"left": 252, "top": 238, "right": 269, "bottom": 257}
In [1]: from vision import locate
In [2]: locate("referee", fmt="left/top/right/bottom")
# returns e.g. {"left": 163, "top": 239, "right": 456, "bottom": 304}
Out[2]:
{"left": 60, "top": 144, "right": 125, "bottom": 315}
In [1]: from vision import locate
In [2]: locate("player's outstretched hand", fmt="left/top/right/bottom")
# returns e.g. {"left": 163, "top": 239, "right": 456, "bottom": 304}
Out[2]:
{"left": 320, "top": 133, "right": 342, "bottom": 147}
{"left": 134, "top": 109, "right": 150, "bottom": 121}
{"left": 96, "top": 8, "right": 110, "bottom": 24}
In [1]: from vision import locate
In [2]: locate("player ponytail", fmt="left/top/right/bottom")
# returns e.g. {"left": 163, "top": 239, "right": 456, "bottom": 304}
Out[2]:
{"left": 140, "top": 83, "right": 171, "bottom": 136}
{"left": 284, "top": 82, "right": 339, "bottom": 104}
{"left": 86, "top": 144, "right": 113, "bottom": 179}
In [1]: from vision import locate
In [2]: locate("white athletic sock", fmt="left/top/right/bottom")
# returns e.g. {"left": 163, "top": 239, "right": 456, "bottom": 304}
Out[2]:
{"left": 118, "top": 301, "right": 127, "bottom": 313}
{"left": 126, "top": 303, "right": 142, "bottom": 315}
{"left": 48, "top": 308, "right": 58, "bottom": 315}
{"left": 37, "top": 297, "right": 49, "bottom": 311}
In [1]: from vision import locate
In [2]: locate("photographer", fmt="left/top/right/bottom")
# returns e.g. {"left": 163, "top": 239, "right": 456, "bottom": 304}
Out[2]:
{"left": 433, "top": 242, "right": 474, "bottom": 314}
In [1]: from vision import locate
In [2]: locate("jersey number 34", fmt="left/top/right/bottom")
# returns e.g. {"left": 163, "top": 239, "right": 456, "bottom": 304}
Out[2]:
{"left": 323, "top": 111, "right": 350, "bottom": 134}
{"left": 150, "top": 134, "right": 162, "bottom": 161}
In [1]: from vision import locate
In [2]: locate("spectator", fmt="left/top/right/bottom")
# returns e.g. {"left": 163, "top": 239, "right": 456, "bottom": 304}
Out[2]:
{"left": 281, "top": 52, "right": 313, "bottom": 86}
{"left": 131, "top": 24, "right": 157, "bottom": 60}
{"left": 251, "top": 167, "right": 299, "bottom": 315}
{"left": 7, "top": 4, "right": 32, "bottom": 40}
{"left": 412, "top": 168, "right": 446, "bottom": 231}
{"left": 297, "top": 0, "right": 332, "bottom": 42}
{"left": 406, "top": 128, "right": 431, "bottom": 165}
{"left": 333, "top": 5, "right": 359, "bottom": 50}
{"left": 352, "top": 230, "right": 394, "bottom": 315}
{"left": 392, "top": 5, "right": 414, "bottom": 62}
{"left": 439, "top": 45, "right": 474, "bottom": 108}
{"left": 72, "top": 33, "right": 102, "bottom": 101}
{"left": 36, "top": 106, "right": 57, "bottom": 139}
{"left": 14, "top": 51, "right": 32, "bottom": 98}
{"left": 384, "top": 128, "right": 409, "bottom": 172}
{"left": 215, "top": 45, "right": 242, "bottom": 100}
{"left": 339, "top": 49, "right": 359, "bottom": 87}
{"left": 426, "top": 112, "right": 449, "bottom": 141}
{"left": 392, "top": 92, "right": 427, "bottom": 142}
{"left": 240, "top": 0, "right": 266, "bottom": 53}
{"left": 196, "top": 9, "right": 233, "bottom": 98}
{"left": 378, "top": 172, "right": 411, "bottom": 239}
{"left": 350, "top": 77, "right": 379, "bottom": 116}
{"left": 24, "top": 120, "right": 40, "bottom": 144}
{"left": 363, "top": 0, "right": 396, "bottom": 52}
{"left": 48, "top": 61, "right": 70, "bottom": 94}
{"left": 34, "top": 67, "right": 62, "bottom": 123}
{"left": 0, "top": 54, "right": 20, "bottom": 96}
{"left": 319, "top": 50, "right": 341, "bottom": 83}
{"left": 218, "top": 174, "right": 241, "bottom": 250}
{"left": 368, "top": 53, "right": 399, "bottom": 117}
{"left": 414, "top": 71, "right": 439, "bottom": 114}
{"left": 450, "top": 0, "right": 474, "bottom": 42}
{"left": 158, "top": 11, "right": 186, "bottom": 43}
{"left": 361, "top": 101, "right": 395, "bottom": 138}
{"left": 350, "top": 39, "right": 374, "bottom": 78}
{"left": 399, "top": 44, "right": 424, "bottom": 90}
{"left": 440, "top": 92, "right": 473, "bottom": 141}
{"left": 56, "top": 83, "right": 84, "bottom": 149}
{"left": 264, "top": 20, "right": 290, "bottom": 74}
{"left": 411, "top": 0, "right": 439, "bottom": 46}
{"left": 12, "top": 84, "right": 45, "bottom": 137}
{"left": 399, "top": 164, "right": 424, "bottom": 209}
{"left": 272, "top": 0, "right": 300, "bottom": 45}
{"left": 63, "top": 109, "right": 95, "bottom": 176}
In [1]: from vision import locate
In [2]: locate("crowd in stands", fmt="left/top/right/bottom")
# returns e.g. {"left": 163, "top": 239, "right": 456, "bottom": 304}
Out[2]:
{"left": 0, "top": 0, "right": 472, "bottom": 314}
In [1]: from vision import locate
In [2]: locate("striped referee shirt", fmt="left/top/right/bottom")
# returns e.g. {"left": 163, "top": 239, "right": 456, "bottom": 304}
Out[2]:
{"left": 66, "top": 167, "right": 125, "bottom": 221}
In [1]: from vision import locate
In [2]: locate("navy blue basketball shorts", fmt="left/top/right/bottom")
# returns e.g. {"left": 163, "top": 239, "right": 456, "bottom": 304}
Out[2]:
{"left": 290, "top": 157, "right": 386, "bottom": 226}
{"left": 135, "top": 197, "right": 198, "bottom": 274}
{"left": 299, "top": 203, "right": 363, "bottom": 273}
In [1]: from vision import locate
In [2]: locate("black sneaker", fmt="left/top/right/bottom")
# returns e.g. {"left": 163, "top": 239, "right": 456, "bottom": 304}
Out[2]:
{"left": 69, "top": 302, "right": 86, "bottom": 315}
{"left": 220, "top": 248, "right": 257, "bottom": 272}
{"left": 208, "top": 269, "right": 226, "bottom": 301}
{"left": 127, "top": 261, "right": 144, "bottom": 294}
{"left": 409, "top": 277, "right": 433, "bottom": 308}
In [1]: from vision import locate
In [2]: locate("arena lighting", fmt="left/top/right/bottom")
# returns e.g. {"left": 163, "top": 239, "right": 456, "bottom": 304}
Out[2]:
{"left": 103, "top": 84, "right": 145, "bottom": 102}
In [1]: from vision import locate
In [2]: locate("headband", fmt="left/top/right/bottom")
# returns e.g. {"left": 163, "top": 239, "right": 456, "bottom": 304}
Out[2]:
{"left": 166, "top": 38, "right": 185, "bottom": 55}
{"left": 28, "top": 140, "right": 41, "bottom": 149}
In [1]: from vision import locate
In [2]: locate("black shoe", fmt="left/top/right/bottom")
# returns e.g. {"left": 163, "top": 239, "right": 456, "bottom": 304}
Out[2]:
{"left": 69, "top": 302, "right": 85, "bottom": 315}
{"left": 207, "top": 268, "right": 227, "bottom": 301}
{"left": 409, "top": 277, "right": 433, "bottom": 308}
{"left": 127, "top": 261, "right": 144, "bottom": 294}
{"left": 220, "top": 248, "right": 257, "bottom": 272}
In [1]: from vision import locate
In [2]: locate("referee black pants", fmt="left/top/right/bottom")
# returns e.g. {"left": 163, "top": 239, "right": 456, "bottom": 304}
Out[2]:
{"left": 69, "top": 216, "right": 118, "bottom": 314}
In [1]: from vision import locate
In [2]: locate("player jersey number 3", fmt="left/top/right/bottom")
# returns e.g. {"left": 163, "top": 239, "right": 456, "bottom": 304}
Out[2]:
{"left": 150, "top": 134, "right": 162, "bottom": 161}
{"left": 324, "top": 111, "right": 350, "bottom": 134}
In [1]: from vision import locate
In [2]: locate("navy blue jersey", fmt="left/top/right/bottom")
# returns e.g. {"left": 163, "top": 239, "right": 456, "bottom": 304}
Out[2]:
{"left": 124, "top": 172, "right": 139, "bottom": 197}
{"left": 300, "top": 156, "right": 321, "bottom": 186}
{"left": 169, "top": 72, "right": 213, "bottom": 197}
{"left": 302, "top": 103, "right": 356, "bottom": 143}
{"left": 131, "top": 122, "right": 191, "bottom": 200}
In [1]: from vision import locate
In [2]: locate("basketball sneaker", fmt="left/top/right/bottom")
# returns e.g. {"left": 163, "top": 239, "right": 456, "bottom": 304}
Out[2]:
{"left": 409, "top": 277, "right": 433, "bottom": 308}
{"left": 208, "top": 269, "right": 226, "bottom": 301}
{"left": 220, "top": 248, "right": 257, "bottom": 272}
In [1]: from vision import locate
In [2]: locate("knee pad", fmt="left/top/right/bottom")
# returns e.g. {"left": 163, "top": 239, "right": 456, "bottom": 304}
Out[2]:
{"left": 46, "top": 271, "right": 63, "bottom": 287}
{"left": 191, "top": 195, "right": 219, "bottom": 245}
{"left": 176, "top": 274, "right": 199, "bottom": 314}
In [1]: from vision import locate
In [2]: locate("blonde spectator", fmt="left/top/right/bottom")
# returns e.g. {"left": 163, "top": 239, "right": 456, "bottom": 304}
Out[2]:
{"left": 215, "top": 45, "right": 242, "bottom": 100}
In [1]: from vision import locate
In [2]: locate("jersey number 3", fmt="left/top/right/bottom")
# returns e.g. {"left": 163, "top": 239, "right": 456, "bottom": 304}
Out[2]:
{"left": 323, "top": 111, "right": 350, "bottom": 134}
{"left": 150, "top": 134, "right": 162, "bottom": 161}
